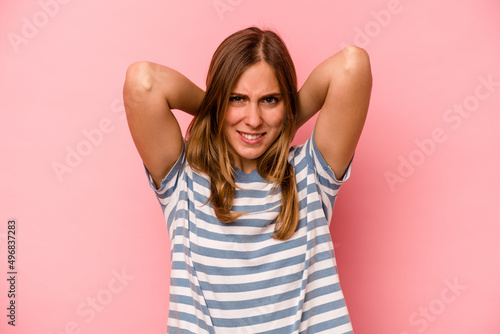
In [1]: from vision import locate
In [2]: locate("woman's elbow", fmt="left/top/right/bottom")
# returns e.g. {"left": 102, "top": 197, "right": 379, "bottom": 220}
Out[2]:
{"left": 123, "top": 62, "right": 157, "bottom": 118}
{"left": 124, "top": 61, "right": 155, "bottom": 92}
{"left": 341, "top": 45, "right": 371, "bottom": 74}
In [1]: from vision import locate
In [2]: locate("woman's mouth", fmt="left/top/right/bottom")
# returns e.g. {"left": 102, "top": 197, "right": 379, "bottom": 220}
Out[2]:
{"left": 240, "top": 132, "right": 263, "bottom": 140}
{"left": 238, "top": 131, "right": 265, "bottom": 143}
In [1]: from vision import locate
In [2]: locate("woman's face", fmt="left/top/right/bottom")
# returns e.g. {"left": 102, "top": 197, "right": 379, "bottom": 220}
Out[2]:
{"left": 223, "top": 61, "right": 285, "bottom": 173}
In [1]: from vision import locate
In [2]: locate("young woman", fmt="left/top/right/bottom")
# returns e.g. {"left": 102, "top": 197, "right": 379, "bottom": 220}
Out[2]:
{"left": 123, "top": 27, "right": 371, "bottom": 334}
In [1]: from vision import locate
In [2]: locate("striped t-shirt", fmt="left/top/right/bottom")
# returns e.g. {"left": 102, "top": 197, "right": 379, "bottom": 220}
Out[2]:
{"left": 145, "top": 133, "right": 353, "bottom": 334}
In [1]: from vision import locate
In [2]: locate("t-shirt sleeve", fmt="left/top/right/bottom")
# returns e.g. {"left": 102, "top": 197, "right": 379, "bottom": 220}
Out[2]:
{"left": 143, "top": 141, "right": 186, "bottom": 210}
{"left": 301, "top": 130, "right": 353, "bottom": 223}
{"left": 307, "top": 130, "right": 352, "bottom": 185}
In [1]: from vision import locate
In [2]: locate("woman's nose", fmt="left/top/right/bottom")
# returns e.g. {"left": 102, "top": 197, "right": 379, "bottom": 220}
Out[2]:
{"left": 244, "top": 103, "right": 263, "bottom": 128}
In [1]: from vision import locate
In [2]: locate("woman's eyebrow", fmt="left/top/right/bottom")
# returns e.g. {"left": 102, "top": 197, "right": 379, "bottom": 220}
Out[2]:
{"left": 230, "top": 92, "right": 282, "bottom": 97}
{"left": 261, "top": 93, "right": 282, "bottom": 98}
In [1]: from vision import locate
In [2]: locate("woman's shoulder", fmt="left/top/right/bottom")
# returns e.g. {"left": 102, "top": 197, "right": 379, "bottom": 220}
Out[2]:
{"left": 288, "top": 133, "right": 314, "bottom": 163}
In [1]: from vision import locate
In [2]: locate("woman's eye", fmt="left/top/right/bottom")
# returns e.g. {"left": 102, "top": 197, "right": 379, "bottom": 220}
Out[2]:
{"left": 263, "top": 97, "right": 278, "bottom": 105}
{"left": 229, "top": 96, "right": 243, "bottom": 103}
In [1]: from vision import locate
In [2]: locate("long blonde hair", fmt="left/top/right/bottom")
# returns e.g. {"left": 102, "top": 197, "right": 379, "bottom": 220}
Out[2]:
{"left": 186, "top": 27, "right": 299, "bottom": 240}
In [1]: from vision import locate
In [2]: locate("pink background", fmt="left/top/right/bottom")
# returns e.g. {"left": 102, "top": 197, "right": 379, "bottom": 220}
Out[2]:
{"left": 1, "top": 0, "right": 499, "bottom": 333}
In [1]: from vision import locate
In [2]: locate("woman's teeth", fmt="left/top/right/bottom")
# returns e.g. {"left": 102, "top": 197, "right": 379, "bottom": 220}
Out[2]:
{"left": 240, "top": 133, "right": 263, "bottom": 140}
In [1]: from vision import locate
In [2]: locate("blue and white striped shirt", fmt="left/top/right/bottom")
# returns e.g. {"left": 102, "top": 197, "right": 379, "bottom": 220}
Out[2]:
{"left": 146, "top": 133, "right": 353, "bottom": 333}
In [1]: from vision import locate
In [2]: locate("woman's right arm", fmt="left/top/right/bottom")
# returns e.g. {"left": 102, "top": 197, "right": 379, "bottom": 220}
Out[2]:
{"left": 123, "top": 61, "right": 204, "bottom": 188}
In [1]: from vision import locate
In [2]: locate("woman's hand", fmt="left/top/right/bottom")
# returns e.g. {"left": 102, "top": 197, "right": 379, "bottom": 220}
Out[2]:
{"left": 297, "top": 46, "right": 372, "bottom": 180}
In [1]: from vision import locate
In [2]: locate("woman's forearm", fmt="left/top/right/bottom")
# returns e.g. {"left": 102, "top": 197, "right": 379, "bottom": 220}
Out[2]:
{"left": 296, "top": 54, "right": 336, "bottom": 130}
{"left": 127, "top": 61, "right": 205, "bottom": 117}
{"left": 296, "top": 46, "right": 371, "bottom": 130}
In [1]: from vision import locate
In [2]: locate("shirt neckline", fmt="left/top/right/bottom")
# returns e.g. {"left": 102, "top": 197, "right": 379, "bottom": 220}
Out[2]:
{"left": 234, "top": 167, "right": 266, "bottom": 183}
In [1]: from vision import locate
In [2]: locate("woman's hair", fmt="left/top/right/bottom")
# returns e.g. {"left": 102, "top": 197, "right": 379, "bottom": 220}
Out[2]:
{"left": 186, "top": 27, "right": 299, "bottom": 240}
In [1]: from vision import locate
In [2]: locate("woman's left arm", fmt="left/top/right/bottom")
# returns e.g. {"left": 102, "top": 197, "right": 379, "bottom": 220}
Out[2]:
{"left": 296, "top": 46, "right": 372, "bottom": 180}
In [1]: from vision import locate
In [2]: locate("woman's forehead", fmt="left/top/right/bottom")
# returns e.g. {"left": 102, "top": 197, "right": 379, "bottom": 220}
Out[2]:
{"left": 231, "top": 62, "right": 281, "bottom": 96}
